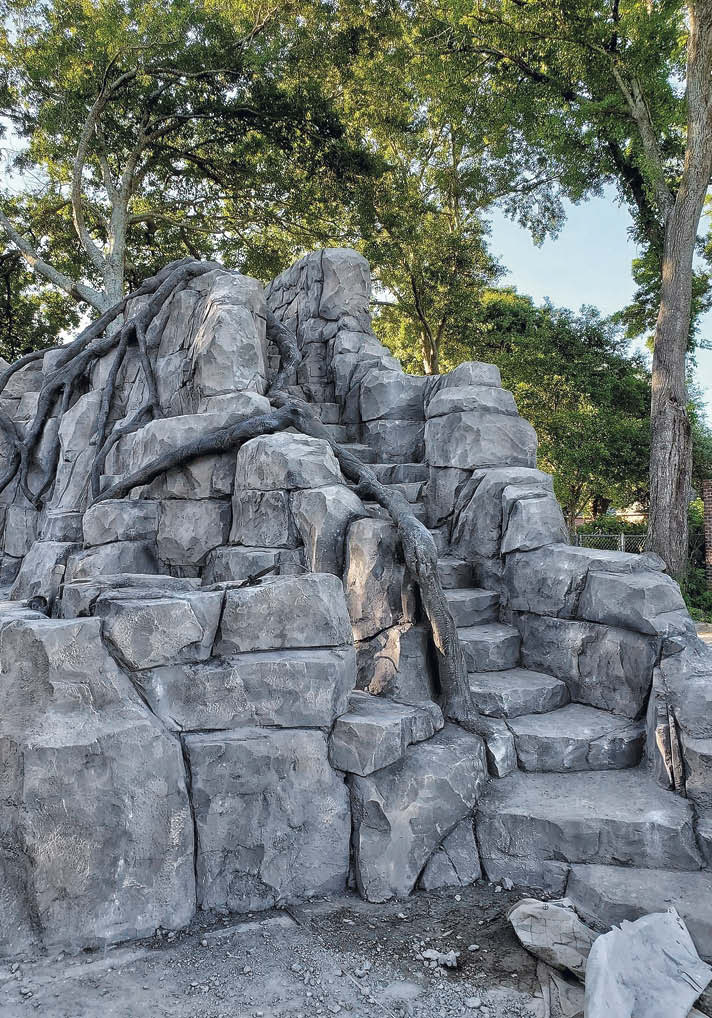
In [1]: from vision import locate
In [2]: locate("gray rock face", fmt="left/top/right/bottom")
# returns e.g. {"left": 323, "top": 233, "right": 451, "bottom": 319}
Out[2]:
{"left": 10, "top": 540, "right": 77, "bottom": 609}
{"left": 156, "top": 499, "right": 230, "bottom": 566}
{"left": 505, "top": 544, "right": 663, "bottom": 619}
{"left": 2, "top": 505, "right": 39, "bottom": 558}
{"left": 508, "top": 704, "right": 645, "bottom": 772}
{"left": 516, "top": 613, "right": 657, "bottom": 719}
{"left": 83, "top": 500, "right": 159, "bottom": 546}
{"left": 445, "top": 588, "right": 499, "bottom": 627}
{"left": 355, "top": 624, "right": 435, "bottom": 702}
{"left": 425, "top": 362, "right": 501, "bottom": 407}
{"left": 291, "top": 485, "right": 365, "bottom": 575}
{"left": 319, "top": 248, "right": 370, "bottom": 320}
{"left": 328, "top": 691, "right": 443, "bottom": 775}
{"left": 202, "top": 545, "right": 303, "bottom": 585}
{"left": 452, "top": 467, "right": 553, "bottom": 561}
{"left": 185, "top": 727, "right": 350, "bottom": 911}
{"left": 425, "top": 411, "right": 537, "bottom": 470}
{"left": 578, "top": 569, "right": 686, "bottom": 635}
{"left": 349, "top": 725, "right": 488, "bottom": 902}
{"left": 425, "top": 466, "right": 472, "bottom": 527}
{"left": 477, "top": 769, "right": 702, "bottom": 894}
{"left": 425, "top": 385, "right": 517, "bottom": 419}
{"left": 500, "top": 492, "right": 568, "bottom": 554}
{"left": 235, "top": 433, "right": 343, "bottom": 490}
{"left": 65, "top": 540, "right": 158, "bottom": 583}
{"left": 135, "top": 646, "right": 355, "bottom": 731}
{"left": 469, "top": 668, "right": 570, "bottom": 719}
{"left": 359, "top": 370, "right": 425, "bottom": 421}
{"left": 470, "top": 716, "right": 518, "bottom": 777}
{"left": 61, "top": 573, "right": 200, "bottom": 619}
{"left": 229, "top": 489, "right": 297, "bottom": 547}
{"left": 361, "top": 419, "right": 425, "bottom": 463}
{"left": 419, "top": 819, "right": 481, "bottom": 890}
{"left": 0, "top": 616, "right": 194, "bottom": 954}
{"left": 458, "top": 623, "right": 521, "bottom": 672}
{"left": 217, "top": 573, "right": 353, "bottom": 653}
{"left": 96, "top": 590, "right": 223, "bottom": 669}
{"left": 344, "top": 518, "right": 416, "bottom": 641}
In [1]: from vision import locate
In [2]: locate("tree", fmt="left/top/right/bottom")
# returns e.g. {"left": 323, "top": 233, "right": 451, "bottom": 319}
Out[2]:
{"left": 0, "top": 0, "right": 377, "bottom": 315}
{"left": 431, "top": 0, "right": 712, "bottom": 575}
{"left": 0, "top": 249, "right": 79, "bottom": 362}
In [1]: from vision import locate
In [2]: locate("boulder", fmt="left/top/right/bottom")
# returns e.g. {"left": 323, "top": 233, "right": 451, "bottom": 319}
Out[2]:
{"left": 424, "top": 362, "right": 501, "bottom": 407}
{"left": 355, "top": 624, "right": 435, "bottom": 702}
{"left": 451, "top": 467, "right": 553, "bottom": 560}
{"left": 216, "top": 573, "right": 353, "bottom": 653}
{"left": 425, "top": 385, "right": 517, "bottom": 419}
{"left": 61, "top": 573, "right": 200, "bottom": 619}
{"left": 96, "top": 590, "right": 223, "bottom": 669}
{"left": 83, "top": 500, "right": 160, "bottom": 546}
{"left": 291, "top": 485, "right": 365, "bottom": 575}
{"left": 229, "top": 489, "right": 298, "bottom": 548}
{"left": 361, "top": 420, "right": 424, "bottom": 463}
{"left": 328, "top": 691, "right": 443, "bottom": 775}
{"left": 134, "top": 646, "right": 356, "bottom": 731}
{"left": 425, "top": 466, "right": 472, "bottom": 528}
{"left": 319, "top": 248, "right": 370, "bottom": 320}
{"left": 359, "top": 370, "right": 425, "bottom": 422}
{"left": 425, "top": 411, "right": 537, "bottom": 470}
{"left": 500, "top": 492, "right": 568, "bottom": 554}
{"left": 0, "top": 616, "right": 194, "bottom": 954}
{"left": 10, "top": 540, "right": 77, "bottom": 609}
{"left": 201, "top": 545, "right": 303, "bottom": 585}
{"left": 349, "top": 724, "right": 488, "bottom": 901}
{"left": 64, "top": 540, "right": 158, "bottom": 583}
{"left": 344, "top": 518, "right": 416, "bottom": 641}
{"left": 234, "top": 433, "right": 343, "bottom": 491}
{"left": 156, "top": 499, "right": 230, "bottom": 566}
{"left": 468, "top": 667, "right": 570, "bottom": 719}
{"left": 419, "top": 819, "right": 481, "bottom": 890}
{"left": 578, "top": 569, "right": 686, "bottom": 635}
{"left": 2, "top": 505, "right": 39, "bottom": 558}
{"left": 508, "top": 704, "right": 645, "bottom": 772}
{"left": 185, "top": 727, "right": 350, "bottom": 910}
{"left": 516, "top": 613, "right": 657, "bottom": 718}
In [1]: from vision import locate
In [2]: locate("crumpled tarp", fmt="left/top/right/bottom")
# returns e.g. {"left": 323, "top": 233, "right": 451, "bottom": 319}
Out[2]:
{"left": 584, "top": 909, "right": 712, "bottom": 1018}
{"left": 508, "top": 897, "right": 597, "bottom": 980}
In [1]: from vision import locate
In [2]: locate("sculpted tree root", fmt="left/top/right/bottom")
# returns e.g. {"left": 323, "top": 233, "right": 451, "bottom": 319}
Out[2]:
{"left": 0, "top": 263, "right": 476, "bottom": 723}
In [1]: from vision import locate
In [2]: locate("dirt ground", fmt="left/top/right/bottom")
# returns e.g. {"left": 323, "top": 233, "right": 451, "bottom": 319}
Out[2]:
{"left": 2, "top": 880, "right": 710, "bottom": 1018}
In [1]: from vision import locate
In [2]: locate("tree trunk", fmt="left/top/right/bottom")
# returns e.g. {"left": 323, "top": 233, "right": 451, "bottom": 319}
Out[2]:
{"left": 421, "top": 331, "right": 438, "bottom": 374}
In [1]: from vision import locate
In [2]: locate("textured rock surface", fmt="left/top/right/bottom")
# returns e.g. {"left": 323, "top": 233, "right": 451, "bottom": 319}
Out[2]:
{"left": 425, "top": 384, "right": 517, "bottom": 419}
{"left": 0, "top": 616, "right": 194, "bottom": 955}
{"left": 578, "top": 568, "right": 686, "bottom": 635}
{"left": 349, "top": 725, "right": 488, "bottom": 902}
{"left": 469, "top": 668, "right": 570, "bottom": 719}
{"left": 202, "top": 545, "right": 303, "bottom": 584}
{"left": 217, "top": 573, "right": 353, "bottom": 653}
{"left": 344, "top": 518, "right": 416, "bottom": 641}
{"left": 234, "top": 433, "right": 343, "bottom": 490}
{"left": 65, "top": 540, "right": 158, "bottom": 583}
{"left": 459, "top": 623, "right": 521, "bottom": 672}
{"left": 135, "top": 646, "right": 355, "bottom": 731}
{"left": 229, "top": 489, "right": 297, "bottom": 547}
{"left": 419, "top": 819, "right": 482, "bottom": 890}
{"left": 9, "top": 540, "right": 76, "bottom": 609}
{"left": 359, "top": 370, "right": 425, "bottom": 421}
{"left": 508, "top": 703, "right": 645, "bottom": 772}
{"left": 426, "top": 411, "right": 537, "bottom": 470}
{"left": 83, "top": 500, "right": 159, "bottom": 546}
{"left": 500, "top": 492, "right": 568, "bottom": 554}
{"left": 291, "top": 485, "right": 364, "bottom": 575}
{"left": 355, "top": 624, "right": 435, "bottom": 702}
{"left": 157, "top": 499, "right": 230, "bottom": 566}
{"left": 185, "top": 728, "right": 350, "bottom": 911}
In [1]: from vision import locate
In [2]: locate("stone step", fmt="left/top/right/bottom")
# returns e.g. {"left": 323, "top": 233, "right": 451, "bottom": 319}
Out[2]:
{"left": 459, "top": 623, "right": 520, "bottom": 672}
{"left": 469, "top": 667, "right": 570, "bottom": 719}
{"left": 437, "top": 557, "right": 473, "bottom": 589}
{"left": 373, "top": 463, "right": 429, "bottom": 484}
{"left": 477, "top": 768, "right": 704, "bottom": 894}
{"left": 342, "top": 443, "right": 379, "bottom": 464}
{"left": 427, "top": 527, "right": 451, "bottom": 556}
{"left": 508, "top": 703, "right": 646, "bottom": 773}
{"left": 328, "top": 691, "right": 444, "bottom": 776}
{"left": 382, "top": 481, "right": 423, "bottom": 503}
{"left": 445, "top": 588, "right": 499, "bottom": 627}
{"left": 566, "top": 864, "right": 712, "bottom": 961}
{"left": 322, "top": 423, "right": 348, "bottom": 443}
{"left": 312, "top": 402, "right": 341, "bottom": 425}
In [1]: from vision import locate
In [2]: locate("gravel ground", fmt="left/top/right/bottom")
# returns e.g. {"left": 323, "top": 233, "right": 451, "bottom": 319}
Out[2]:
{"left": 0, "top": 883, "right": 551, "bottom": 1018}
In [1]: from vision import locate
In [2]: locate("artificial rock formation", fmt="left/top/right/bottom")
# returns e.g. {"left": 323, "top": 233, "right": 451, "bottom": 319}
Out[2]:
{"left": 1, "top": 247, "right": 712, "bottom": 963}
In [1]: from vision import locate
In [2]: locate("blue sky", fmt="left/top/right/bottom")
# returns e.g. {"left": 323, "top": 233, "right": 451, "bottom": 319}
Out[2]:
{"left": 487, "top": 188, "right": 712, "bottom": 422}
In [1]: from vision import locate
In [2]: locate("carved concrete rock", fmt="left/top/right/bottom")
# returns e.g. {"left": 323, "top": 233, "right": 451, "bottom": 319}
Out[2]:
{"left": 135, "top": 646, "right": 356, "bottom": 731}
{"left": 234, "top": 433, "right": 343, "bottom": 490}
{"left": 578, "top": 569, "right": 686, "bottom": 635}
{"left": 185, "top": 727, "right": 350, "bottom": 910}
{"left": 468, "top": 667, "right": 570, "bottom": 719}
{"left": 10, "top": 540, "right": 77, "bottom": 609}
{"left": 291, "top": 484, "right": 365, "bottom": 575}
{"left": 156, "top": 499, "right": 230, "bottom": 566}
{"left": 425, "top": 385, "right": 517, "bottom": 419}
{"left": 508, "top": 703, "right": 645, "bottom": 772}
{"left": 61, "top": 573, "right": 200, "bottom": 618}
{"left": 419, "top": 819, "right": 481, "bottom": 890}
{"left": 64, "top": 540, "right": 158, "bottom": 583}
{"left": 500, "top": 491, "right": 569, "bottom": 554}
{"left": 2, "top": 506, "right": 39, "bottom": 558}
{"left": 217, "top": 573, "right": 353, "bottom": 653}
{"left": 426, "top": 411, "right": 537, "bottom": 470}
{"left": 344, "top": 518, "right": 416, "bottom": 641}
{"left": 319, "top": 248, "right": 370, "bottom": 320}
{"left": 452, "top": 467, "right": 553, "bottom": 560}
{"left": 349, "top": 724, "right": 488, "bottom": 901}
{"left": 355, "top": 623, "right": 435, "bottom": 702}
{"left": 361, "top": 419, "right": 425, "bottom": 463}
{"left": 202, "top": 545, "right": 303, "bottom": 584}
{"left": 517, "top": 613, "right": 657, "bottom": 718}
{"left": 230, "top": 489, "right": 298, "bottom": 547}
{"left": 359, "top": 370, "right": 425, "bottom": 421}
{"left": 82, "top": 500, "right": 160, "bottom": 546}
{"left": 0, "top": 616, "right": 194, "bottom": 955}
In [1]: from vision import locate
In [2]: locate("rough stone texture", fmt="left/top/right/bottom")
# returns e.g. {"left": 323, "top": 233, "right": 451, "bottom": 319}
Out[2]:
{"left": 229, "top": 489, "right": 297, "bottom": 548}
{"left": 349, "top": 725, "right": 488, "bottom": 902}
{"left": 61, "top": 573, "right": 200, "bottom": 619}
{"left": 468, "top": 668, "right": 570, "bottom": 719}
{"left": 567, "top": 865, "right": 712, "bottom": 962}
{"left": 0, "top": 616, "right": 194, "bottom": 955}
{"left": 500, "top": 492, "right": 568, "bottom": 554}
{"left": 458, "top": 623, "right": 521, "bottom": 672}
{"left": 505, "top": 544, "right": 664, "bottom": 619}
{"left": 156, "top": 499, "right": 230, "bottom": 566}
{"left": 452, "top": 467, "right": 553, "bottom": 561}
{"left": 48, "top": 390, "right": 103, "bottom": 514}
{"left": 202, "top": 545, "right": 303, "bottom": 585}
{"left": 291, "top": 485, "right": 365, "bottom": 575}
{"left": 578, "top": 568, "right": 686, "bottom": 635}
{"left": 319, "top": 248, "right": 370, "bottom": 320}
{"left": 419, "top": 819, "right": 481, "bottom": 890}
{"left": 477, "top": 769, "right": 702, "bottom": 894}
{"left": 185, "top": 728, "right": 350, "bottom": 911}
{"left": 328, "top": 691, "right": 443, "bottom": 775}
{"left": 425, "top": 385, "right": 517, "bottom": 419}
{"left": 425, "top": 411, "right": 537, "bottom": 470}
{"left": 235, "top": 433, "right": 343, "bottom": 491}
{"left": 508, "top": 703, "right": 645, "bottom": 772}
{"left": 217, "top": 573, "right": 353, "bottom": 654}
{"left": 82, "top": 500, "right": 159, "bottom": 546}
{"left": 445, "top": 588, "right": 499, "bottom": 628}
{"left": 134, "top": 646, "right": 355, "bottom": 731}
{"left": 65, "top": 540, "right": 159, "bottom": 584}
{"left": 361, "top": 419, "right": 425, "bottom": 463}
{"left": 9, "top": 540, "right": 76, "bottom": 609}
{"left": 96, "top": 591, "right": 223, "bottom": 669}
{"left": 355, "top": 624, "right": 435, "bottom": 702}
{"left": 344, "top": 518, "right": 416, "bottom": 641}
{"left": 359, "top": 370, "right": 425, "bottom": 422}
{"left": 425, "top": 466, "right": 472, "bottom": 528}
{"left": 2, "top": 505, "right": 39, "bottom": 558}
{"left": 516, "top": 612, "right": 657, "bottom": 719}
{"left": 424, "top": 362, "right": 501, "bottom": 407}
{"left": 472, "top": 716, "right": 518, "bottom": 777}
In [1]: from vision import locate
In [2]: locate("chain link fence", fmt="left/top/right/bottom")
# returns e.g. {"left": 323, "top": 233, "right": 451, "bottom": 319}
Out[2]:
{"left": 575, "top": 532, "right": 647, "bottom": 554}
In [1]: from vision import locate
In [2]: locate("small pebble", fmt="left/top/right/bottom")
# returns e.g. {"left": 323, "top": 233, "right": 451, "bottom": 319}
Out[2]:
{"left": 201, "top": 939, "right": 208, "bottom": 947}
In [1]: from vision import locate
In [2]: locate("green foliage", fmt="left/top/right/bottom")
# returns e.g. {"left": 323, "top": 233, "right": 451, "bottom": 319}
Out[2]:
{"left": 681, "top": 566, "right": 712, "bottom": 623}
{"left": 0, "top": 251, "right": 78, "bottom": 360}
{"left": 577, "top": 517, "right": 647, "bottom": 535}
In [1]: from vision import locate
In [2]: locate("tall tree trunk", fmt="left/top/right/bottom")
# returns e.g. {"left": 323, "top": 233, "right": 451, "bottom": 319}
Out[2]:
{"left": 421, "top": 331, "right": 439, "bottom": 374}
